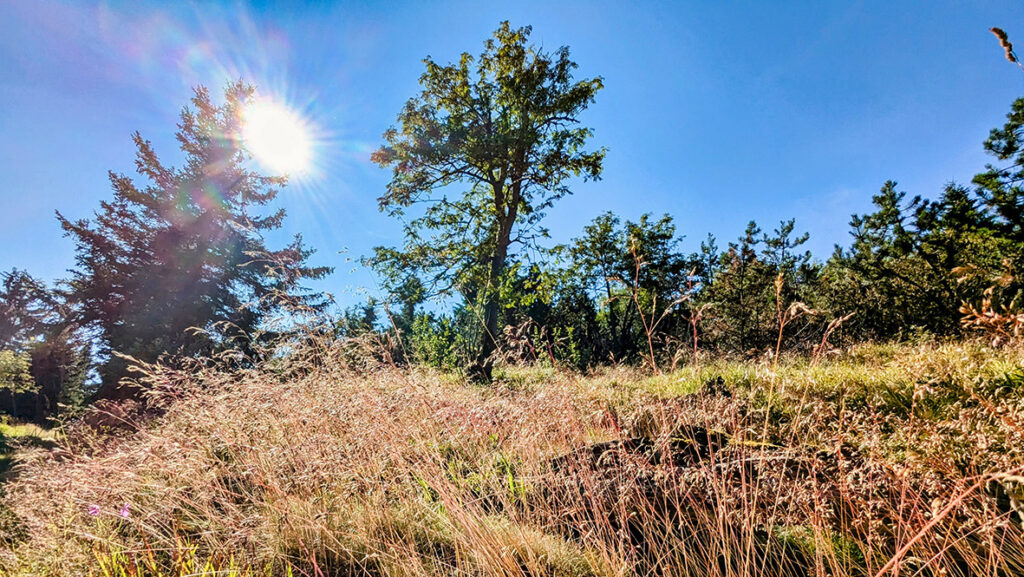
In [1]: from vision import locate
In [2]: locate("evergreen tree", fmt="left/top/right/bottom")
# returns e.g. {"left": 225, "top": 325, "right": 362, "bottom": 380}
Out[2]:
{"left": 975, "top": 97, "right": 1024, "bottom": 243}
{"left": 761, "top": 219, "right": 811, "bottom": 275}
{"left": 706, "top": 221, "right": 773, "bottom": 352}
{"left": 829, "top": 181, "right": 1004, "bottom": 336}
{"left": 0, "top": 269, "right": 51, "bottom": 349}
{"left": 58, "top": 82, "right": 330, "bottom": 393}
{"left": 568, "top": 212, "right": 689, "bottom": 362}
{"left": 697, "top": 234, "right": 720, "bottom": 287}
{"left": 970, "top": 97, "right": 1024, "bottom": 307}
{"left": 0, "top": 269, "right": 91, "bottom": 421}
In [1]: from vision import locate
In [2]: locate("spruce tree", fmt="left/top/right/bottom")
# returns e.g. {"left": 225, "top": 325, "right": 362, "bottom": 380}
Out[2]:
{"left": 59, "top": 82, "right": 330, "bottom": 392}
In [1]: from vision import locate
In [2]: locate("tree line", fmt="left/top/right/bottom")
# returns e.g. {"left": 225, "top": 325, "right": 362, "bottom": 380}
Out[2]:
{"left": 353, "top": 22, "right": 1024, "bottom": 373}
{"left": 3, "top": 22, "right": 1024, "bottom": 421}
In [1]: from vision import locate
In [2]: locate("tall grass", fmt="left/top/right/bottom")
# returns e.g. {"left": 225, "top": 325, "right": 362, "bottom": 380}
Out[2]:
{"left": 2, "top": 340, "right": 1024, "bottom": 576}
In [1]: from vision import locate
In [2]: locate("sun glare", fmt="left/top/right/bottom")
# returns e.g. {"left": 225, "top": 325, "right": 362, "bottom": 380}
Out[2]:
{"left": 241, "top": 99, "right": 314, "bottom": 177}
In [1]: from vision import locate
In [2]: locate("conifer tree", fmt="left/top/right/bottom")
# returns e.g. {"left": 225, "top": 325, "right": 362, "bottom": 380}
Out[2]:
{"left": 59, "top": 82, "right": 330, "bottom": 392}
{"left": 0, "top": 269, "right": 90, "bottom": 420}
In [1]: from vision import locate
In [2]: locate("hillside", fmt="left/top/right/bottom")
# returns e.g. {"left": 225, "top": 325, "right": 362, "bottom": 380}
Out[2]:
{"left": 2, "top": 341, "right": 1024, "bottom": 576}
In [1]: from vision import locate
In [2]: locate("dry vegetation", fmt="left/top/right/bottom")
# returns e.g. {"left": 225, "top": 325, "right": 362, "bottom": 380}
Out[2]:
{"left": 2, "top": 340, "right": 1024, "bottom": 576}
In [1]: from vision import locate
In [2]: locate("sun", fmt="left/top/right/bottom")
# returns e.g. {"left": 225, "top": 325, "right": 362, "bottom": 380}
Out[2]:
{"left": 241, "top": 98, "right": 314, "bottom": 176}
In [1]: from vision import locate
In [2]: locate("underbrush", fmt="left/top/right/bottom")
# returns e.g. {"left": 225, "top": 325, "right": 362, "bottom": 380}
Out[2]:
{"left": 2, "top": 341, "right": 1024, "bottom": 576}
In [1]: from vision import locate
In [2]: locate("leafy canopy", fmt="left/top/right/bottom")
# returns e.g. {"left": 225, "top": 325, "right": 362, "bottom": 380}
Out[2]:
{"left": 369, "top": 21, "right": 604, "bottom": 300}
{"left": 369, "top": 22, "right": 604, "bottom": 376}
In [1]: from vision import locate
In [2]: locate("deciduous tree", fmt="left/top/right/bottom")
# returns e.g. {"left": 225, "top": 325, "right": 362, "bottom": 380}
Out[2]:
{"left": 370, "top": 22, "right": 605, "bottom": 379}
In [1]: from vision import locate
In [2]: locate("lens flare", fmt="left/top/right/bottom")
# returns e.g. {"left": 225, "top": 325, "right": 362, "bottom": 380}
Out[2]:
{"left": 241, "top": 98, "right": 313, "bottom": 176}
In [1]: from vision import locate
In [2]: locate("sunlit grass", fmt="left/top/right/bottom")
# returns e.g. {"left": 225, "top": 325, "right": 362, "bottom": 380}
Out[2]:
{"left": 3, "top": 340, "right": 1024, "bottom": 576}
{"left": 0, "top": 418, "right": 58, "bottom": 479}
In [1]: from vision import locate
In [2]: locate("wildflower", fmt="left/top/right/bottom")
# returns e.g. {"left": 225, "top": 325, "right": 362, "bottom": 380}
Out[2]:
{"left": 119, "top": 503, "right": 130, "bottom": 519}
{"left": 87, "top": 505, "right": 100, "bottom": 516}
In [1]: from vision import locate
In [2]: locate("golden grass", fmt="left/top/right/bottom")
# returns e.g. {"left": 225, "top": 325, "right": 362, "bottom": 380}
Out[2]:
{"left": 2, "top": 340, "right": 1024, "bottom": 576}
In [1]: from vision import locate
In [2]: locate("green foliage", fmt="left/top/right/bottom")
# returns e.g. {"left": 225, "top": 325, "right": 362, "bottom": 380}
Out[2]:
{"left": 705, "top": 221, "right": 773, "bottom": 351}
{"left": 369, "top": 21, "right": 604, "bottom": 378}
{"left": 0, "top": 352, "right": 32, "bottom": 395}
{"left": 17, "top": 27, "right": 1024, "bottom": 387}
{"left": 829, "top": 180, "right": 1020, "bottom": 338}
{"left": 702, "top": 219, "right": 821, "bottom": 354}
{"left": 336, "top": 298, "right": 379, "bottom": 337}
{"left": 0, "top": 270, "right": 90, "bottom": 421}
{"left": 975, "top": 97, "right": 1024, "bottom": 243}
{"left": 564, "top": 212, "right": 692, "bottom": 363}
{"left": 28, "top": 333, "right": 92, "bottom": 412}
{"left": 410, "top": 313, "right": 473, "bottom": 370}
{"left": 369, "top": 94, "right": 1024, "bottom": 368}
{"left": 93, "top": 543, "right": 274, "bottom": 577}
{"left": 0, "top": 270, "right": 52, "bottom": 350}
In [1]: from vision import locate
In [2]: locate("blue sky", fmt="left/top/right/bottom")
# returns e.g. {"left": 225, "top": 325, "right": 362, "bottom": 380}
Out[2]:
{"left": 3, "top": 0, "right": 1024, "bottom": 308}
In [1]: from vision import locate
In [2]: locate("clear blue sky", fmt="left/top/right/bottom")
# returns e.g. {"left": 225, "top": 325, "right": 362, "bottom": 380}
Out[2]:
{"left": 3, "top": 0, "right": 1024, "bottom": 308}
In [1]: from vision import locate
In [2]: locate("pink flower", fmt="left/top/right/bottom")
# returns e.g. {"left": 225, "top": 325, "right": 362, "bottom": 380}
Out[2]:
{"left": 87, "top": 505, "right": 100, "bottom": 516}
{"left": 119, "top": 503, "right": 130, "bottom": 519}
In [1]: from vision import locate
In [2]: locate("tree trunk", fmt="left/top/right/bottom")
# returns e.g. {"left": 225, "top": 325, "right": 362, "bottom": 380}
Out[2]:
{"left": 473, "top": 298, "right": 500, "bottom": 382}
{"left": 471, "top": 208, "right": 516, "bottom": 382}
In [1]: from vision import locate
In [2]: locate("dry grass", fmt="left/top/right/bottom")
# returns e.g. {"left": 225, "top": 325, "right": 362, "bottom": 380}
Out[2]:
{"left": 0, "top": 418, "right": 58, "bottom": 480}
{"left": 2, "top": 340, "right": 1024, "bottom": 576}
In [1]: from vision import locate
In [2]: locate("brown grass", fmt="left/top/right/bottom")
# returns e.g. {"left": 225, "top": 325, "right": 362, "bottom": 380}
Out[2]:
{"left": 2, "top": 341, "right": 1024, "bottom": 576}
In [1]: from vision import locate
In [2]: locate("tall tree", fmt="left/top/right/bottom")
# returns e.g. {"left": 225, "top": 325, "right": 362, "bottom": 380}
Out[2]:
{"left": 0, "top": 269, "right": 90, "bottom": 421}
{"left": 970, "top": 97, "right": 1024, "bottom": 308}
{"left": 761, "top": 219, "right": 811, "bottom": 274}
{"left": 828, "top": 180, "right": 1008, "bottom": 337}
{"left": 0, "top": 269, "right": 52, "bottom": 350}
{"left": 370, "top": 22, "right": 605, "bottom": 379}
{"left": 974, "top": 97, "right": 1024, "bottom": 243}
{"left": 569, "top": 212, "right": 624, "bottom": 355}
{"left": 706, "top": 221, "right": 772, "bottom": 352}
{"left": 59, "top": 82, "right": 330, "bottom": 393}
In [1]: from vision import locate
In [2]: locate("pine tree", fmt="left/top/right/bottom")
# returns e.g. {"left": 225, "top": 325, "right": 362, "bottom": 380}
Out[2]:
{"left": 0, "top": 269, "right": 91, "bottom": 421}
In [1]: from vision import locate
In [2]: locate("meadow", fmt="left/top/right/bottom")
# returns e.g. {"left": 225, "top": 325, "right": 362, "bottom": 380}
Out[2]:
{"left": 5, "top": 8, "right": 1024, "bottom": 577}
{"left": 2, "top": 338, "right": 1023, "bottom": 577}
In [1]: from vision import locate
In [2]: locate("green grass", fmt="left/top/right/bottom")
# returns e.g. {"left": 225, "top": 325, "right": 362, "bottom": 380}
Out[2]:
{"left": 0, "top": 418, "right": 58, "bottom": 479}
